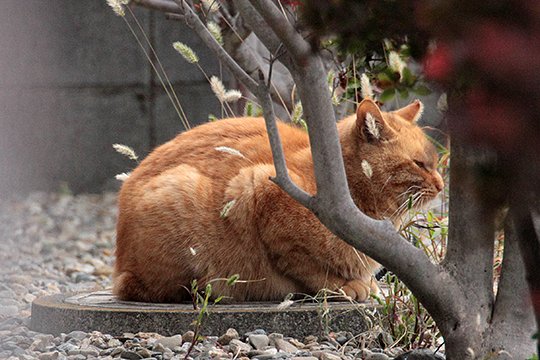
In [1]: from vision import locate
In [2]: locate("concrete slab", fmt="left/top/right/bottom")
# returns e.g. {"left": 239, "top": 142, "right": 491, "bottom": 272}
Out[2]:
{"left": 154, "top": 82, "right": 223, "bottom": 143}
{"left": 0, "top": 87, "right": 149, "bottom": 194}
{"left": 31, "top": 290, "right": 376, "bottom": 338}
{"left": 0, "top": 1, "right": 149, "bottom": 88}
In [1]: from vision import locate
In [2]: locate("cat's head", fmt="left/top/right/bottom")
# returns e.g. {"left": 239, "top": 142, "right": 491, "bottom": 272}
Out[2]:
{"left": 343, "top": 99, "right": 444, "bottom": 219}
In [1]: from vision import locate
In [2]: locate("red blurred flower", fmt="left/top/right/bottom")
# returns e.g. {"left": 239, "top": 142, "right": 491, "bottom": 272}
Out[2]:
{"left": 423, "top": 43, "right": 454, "bottom": 81}
{"left": 282, "top": 0, "right": 302, "bottom": 8}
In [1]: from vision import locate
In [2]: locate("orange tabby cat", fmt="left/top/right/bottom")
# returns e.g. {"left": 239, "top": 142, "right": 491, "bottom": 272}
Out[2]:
{"left": 113, "top": 99, "right": 443, "bottom": 303}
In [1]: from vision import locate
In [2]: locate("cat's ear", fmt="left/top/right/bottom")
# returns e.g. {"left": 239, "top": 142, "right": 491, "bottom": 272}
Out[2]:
{"left": 356, "top": 99, "right": 388, "bottom": 142}
{"left": 393, "top": 99, "right": 424, "bottom": 123}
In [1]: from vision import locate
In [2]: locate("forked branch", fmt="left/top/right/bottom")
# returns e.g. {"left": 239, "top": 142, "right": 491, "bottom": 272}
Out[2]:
{"left": 255, "top": 72, "right": 313, "bottom": 206}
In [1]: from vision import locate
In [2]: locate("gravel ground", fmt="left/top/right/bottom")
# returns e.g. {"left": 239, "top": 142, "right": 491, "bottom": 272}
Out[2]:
{"left": 0, "top": 192, "right": 444, "bottom": 360}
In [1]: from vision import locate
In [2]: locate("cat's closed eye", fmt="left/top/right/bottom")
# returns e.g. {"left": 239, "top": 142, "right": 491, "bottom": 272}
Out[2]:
{"left": 414, "top": 160, "right": 427, "bottom": 170}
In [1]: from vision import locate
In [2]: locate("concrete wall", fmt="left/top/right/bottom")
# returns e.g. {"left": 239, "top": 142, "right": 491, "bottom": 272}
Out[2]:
{"left": 0, "top": 0, "right": 224, "bottom": 195}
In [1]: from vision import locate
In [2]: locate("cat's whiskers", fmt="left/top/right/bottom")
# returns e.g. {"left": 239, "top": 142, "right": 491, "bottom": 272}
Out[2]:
{"left": 390, "top": 189, "right": 424, "bottom": 221}
{"left": 379, "top": 186, "right": 417, "bottom": 220}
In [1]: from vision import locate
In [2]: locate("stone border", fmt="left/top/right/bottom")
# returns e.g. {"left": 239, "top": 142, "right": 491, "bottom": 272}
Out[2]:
{"left": 31, "top": 291, "right": 376, "bottom": 338}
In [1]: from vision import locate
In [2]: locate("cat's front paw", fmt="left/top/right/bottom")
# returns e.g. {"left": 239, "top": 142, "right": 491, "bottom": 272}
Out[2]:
{"left": 341, "top": 279, "right": 371, "bottom": 302}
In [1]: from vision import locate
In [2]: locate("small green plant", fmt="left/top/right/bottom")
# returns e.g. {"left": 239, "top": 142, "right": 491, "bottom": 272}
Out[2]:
{"left": 371, "top": 273, "right": 441, "bottom": 350}
{"left": 182, "top": 274, "right": 239, "bottom": 359}
{"left": 244, "top": 101, "right": 263, "bottom": 117}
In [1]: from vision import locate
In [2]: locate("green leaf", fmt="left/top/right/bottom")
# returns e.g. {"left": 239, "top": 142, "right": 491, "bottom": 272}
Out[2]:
{"left": 227, "top": 274, "right": 240, "bottom": 286}
{"left": 196, "top": 293, "right": 204, "bottom": 303}
{"left": 400, "top": 46, "right": 412, "bottom": 57}
{"left": 244, "top": 102, "right": 254, "bottom": 116}
{"left": 208, "top": 114, "right": 218, "bottom": 122}
{"left": 413, "top": 85, "right": 432, "bottom": 96}
{"left": 401, "top": 67, "right": 414, "bottom": 86}
{"left": 214, "top": 295, "right": 224, "bottom": 304}
{"left": 407, "top": 195, "right": 413, "bottom": 210}
{"left": 377, "top": 72, "right": 393, "bottom": 84}
{"left": 379, "top": 88, "right": 395, "bottom": 103}
{"left": 299, "top": 119, "right": 308, "bottom": 132}
{"left": 398, "top": 88, "right": 409, "bottom": 99}
{"left": 347, "top": 80, "right": 361, "bottom": 90}
{"left": 427, "top": 211, "right": 434, "bottom": 224}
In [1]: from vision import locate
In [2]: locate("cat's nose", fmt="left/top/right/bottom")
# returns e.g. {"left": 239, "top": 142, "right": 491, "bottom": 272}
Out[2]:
{"left": 433, "top": 172, "right": 444, "bottom": 192}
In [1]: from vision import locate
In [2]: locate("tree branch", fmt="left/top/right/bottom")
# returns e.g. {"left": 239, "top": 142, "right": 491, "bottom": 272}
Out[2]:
{"left": 233, "top": 0, "right": 285, "bottom": 57}
{"left": 249, "top": 0, "right": 311, "bottom": 61}
{"left": 169, "top": 0, "right": 259, "bottom": 94}
{"left": 235, "top": 0, "right": 468, "bottom": 333}
{"left": 512, "top": 206, "right": 540, "bottom": 354}
{"left": 229, "top": 5, "right": 345, "bottom": 209}
{"left": 255, "top": 72, "right": 313, "bottom": 206}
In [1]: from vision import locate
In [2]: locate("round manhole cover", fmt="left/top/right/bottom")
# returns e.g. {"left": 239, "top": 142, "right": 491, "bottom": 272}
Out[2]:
{"left": 31, "top": 290, "right": 375, "bottom": 337}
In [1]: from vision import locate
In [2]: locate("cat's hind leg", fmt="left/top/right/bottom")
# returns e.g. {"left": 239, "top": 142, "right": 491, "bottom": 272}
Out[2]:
{"left": 273, "top": 251, "right": 373, "bottom": 302}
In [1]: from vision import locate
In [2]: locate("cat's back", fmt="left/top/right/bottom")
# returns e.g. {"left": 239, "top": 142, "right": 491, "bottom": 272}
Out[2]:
{"left": 122, "top": 117, "right": 309, "bottom": 189}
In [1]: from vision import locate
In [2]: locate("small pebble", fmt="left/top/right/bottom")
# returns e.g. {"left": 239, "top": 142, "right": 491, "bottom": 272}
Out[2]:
{"left": 394, "top": 349, "right": 446, "bottom": 360}
{"left": 120, "top": 350, "right": 143, "bottom": 359}
{"left": 155, "top": 335, "right": 182, "bottom": 349}
{"left": 366, "top": 353, "right": 391, "bottom": 360}
{"left": 38, "top": 351, "right": 60, "bottom": 360}
{"left": 273, "top": 338, "right": 298, "bottom": 353}
{"left": 229, "top": 339, "right": 253, "bottom": 356}
{"left": 218, "top": 328, "right": 239, "bottom": 345}
{"left": 249, "top": 334, "right": 270, "bottom": 350}
{"left": 321, "top": 353, "right": 341, "bottom": 360}
{"left": 182, "top": 330, "right": 195, "bottom": 344}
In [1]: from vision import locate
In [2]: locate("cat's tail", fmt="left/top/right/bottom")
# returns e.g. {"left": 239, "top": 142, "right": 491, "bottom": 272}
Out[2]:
{"left": 112, "top": 270, "right": 150, "bottom": 302}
